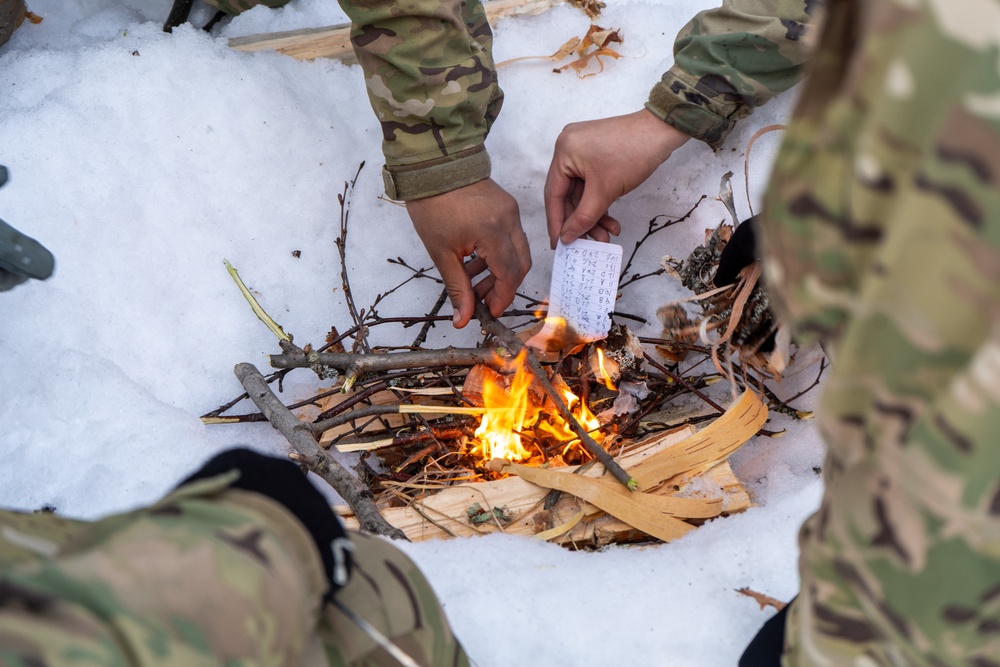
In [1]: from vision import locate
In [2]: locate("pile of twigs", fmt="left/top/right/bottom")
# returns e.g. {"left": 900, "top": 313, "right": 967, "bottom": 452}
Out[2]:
{"left": 203, "top": 165, "right": 823, "bottom": 540}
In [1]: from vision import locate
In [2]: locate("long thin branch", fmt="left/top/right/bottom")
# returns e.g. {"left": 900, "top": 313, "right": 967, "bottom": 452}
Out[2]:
{"left": 235, "top": 362, "right": 406, "bottom": 540}
{"left": 336, "top": 163, "right": 370, "bottom": 354}
{"left": 309, "top": 404, "right": 404, "bottom": 436}
{"left": 473, "top": 301, "right": 636, "bottom": 491}
{"left": 270, "top": 347, "right": 501, "bottom": 379}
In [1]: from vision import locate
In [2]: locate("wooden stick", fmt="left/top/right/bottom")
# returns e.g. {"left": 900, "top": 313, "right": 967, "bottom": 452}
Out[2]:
{"left": 473, "top": 301, "right": 637, "bottom": 491}
{"left": 270, "top": 347, "right": 502, "bottom": 379}
{"left": 234, "top": 362, "right": 407, "bottom": 540}
{"left": 228, "top": 0, "right": 567, "bottom": 62}
{"left": 309, "top": 404, "right": 402, "bottom": 436}
{"left": 309, "top": 402, "right": 493, "bottom": 440}
{"left": 398, "top": 404, "right": 495, "bottom": 415}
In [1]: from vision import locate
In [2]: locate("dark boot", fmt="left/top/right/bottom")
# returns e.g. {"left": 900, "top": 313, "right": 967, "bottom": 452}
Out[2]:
{"left": 739, "top": 597, "right": 794, "bottom": 667}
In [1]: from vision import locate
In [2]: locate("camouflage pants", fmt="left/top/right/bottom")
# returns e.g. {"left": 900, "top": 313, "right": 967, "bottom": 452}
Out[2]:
{"left": 0, "top": 509, "right": 469, "bottom": 666}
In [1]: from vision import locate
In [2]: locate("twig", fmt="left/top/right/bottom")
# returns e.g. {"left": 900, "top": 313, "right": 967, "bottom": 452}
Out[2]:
{"left": 473, "top": 301, "right": 636, "bottom": 491}
{"left": 618, "top": 268, "right": 667, "bottom": 290}
{"left": 270, "top": 347, "right": 502, "bottom": 382}
{"left": 643, "top": 352, "right": 726, "bottom": 414}
{"left": 314, "top": 369, "right": 429, "bottom": 421}
{"left": 782, "top": 356, "right": 828, "bottom": 405}
{"left": 335, "top": 163, "right": 370, "bottom": 353}
{"left": 386, "top": 257, "right": 441, "bottom": 284}
{"left": 411, "top": 287, "right": 449, "bottom": 349}
{"left": 312, "top": 403, "right": 489, "bottom": 441}
{"left": 619, "top": 195, "right": 706, "bottom": 282}
{"left": 608, "top": 310, "right": 648, "bottom": 325}
{"left": 310, "top": 404, "right": 404, "bottom": 437}
{"left": 225, "top": 260, "right": 290, "bottom": 342}
{"left": 234, "top": 362, "right": 406, "bottom": 540}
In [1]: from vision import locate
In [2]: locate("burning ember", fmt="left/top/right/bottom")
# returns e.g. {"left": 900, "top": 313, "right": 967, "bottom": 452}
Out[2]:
{"left": 470, "top": 351, "right": 606, "bottom": 464}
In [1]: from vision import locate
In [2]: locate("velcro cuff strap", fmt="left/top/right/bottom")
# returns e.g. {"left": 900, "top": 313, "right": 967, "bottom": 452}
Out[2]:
{"left": 646, "top": 74, "right": 738, "bottom": 150}
{"left": 382, "top": 148, "right": 491, "bottom": 201}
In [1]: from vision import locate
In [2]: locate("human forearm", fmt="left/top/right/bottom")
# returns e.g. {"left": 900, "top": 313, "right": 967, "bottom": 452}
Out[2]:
{"left": 647, "top": 0, "right": 821, "bottom": 148}
{"left": 338, "top": 0, "right": 504, "bottom": 200}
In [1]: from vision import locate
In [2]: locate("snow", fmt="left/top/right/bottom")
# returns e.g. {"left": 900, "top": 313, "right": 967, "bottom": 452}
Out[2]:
{"left": 0, "top": 1, "right": 826, "bottom": 664}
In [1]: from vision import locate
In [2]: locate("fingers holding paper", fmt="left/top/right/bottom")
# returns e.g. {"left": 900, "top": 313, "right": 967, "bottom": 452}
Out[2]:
{"left": 544, "top": 109, "right": 692, "bottom": 248}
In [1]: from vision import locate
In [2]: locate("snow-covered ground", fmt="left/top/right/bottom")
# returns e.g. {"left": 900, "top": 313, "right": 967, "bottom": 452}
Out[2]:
{"left": 0, "top": 1, "right": 825, "bottom": 664}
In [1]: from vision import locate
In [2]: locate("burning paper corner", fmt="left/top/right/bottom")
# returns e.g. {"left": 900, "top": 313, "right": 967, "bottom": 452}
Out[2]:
{"left": 527, "top": 238, "right": 622, "bottom": 351}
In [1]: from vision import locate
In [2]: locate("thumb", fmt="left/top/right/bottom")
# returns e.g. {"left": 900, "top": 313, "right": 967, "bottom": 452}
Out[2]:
{"left": 436, "top": 255, "right": 476, "bottom": 328}
{"left": 559, "top": 184, "right": 613, "bottom": 244}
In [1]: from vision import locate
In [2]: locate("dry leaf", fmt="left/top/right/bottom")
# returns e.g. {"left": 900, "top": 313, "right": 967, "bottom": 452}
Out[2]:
{"left": 736, "top": 588, "right": 788, "bottom": 611}
{"left": 569, "top": 0, "right": 606, "bottom": 18}
{"left": 500, "top": 25, "right": 622, "bottom": 79}
{"left": 582, "top": 25, "right": 622, "bottom": 50}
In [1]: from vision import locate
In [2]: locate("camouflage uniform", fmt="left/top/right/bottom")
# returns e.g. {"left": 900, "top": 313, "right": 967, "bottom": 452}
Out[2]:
{"left": 649, "top": 0, "right": 1000, "bottom": 664}
{"left": 333, "top": 0, "right": 502, "bottom": 202}
{"left": 0, "top": 470, "right": 469, "bottom": 666}
{"left": 204, "top": 0, "right": 502, "bottom": 202}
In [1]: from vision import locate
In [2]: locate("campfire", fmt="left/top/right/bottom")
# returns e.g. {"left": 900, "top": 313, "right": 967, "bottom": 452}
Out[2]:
{"left": 205, "top": 169, "right": 823, "bottom": 545}
{"left": 217, "top": 320, "right": 772, "bottom": 547}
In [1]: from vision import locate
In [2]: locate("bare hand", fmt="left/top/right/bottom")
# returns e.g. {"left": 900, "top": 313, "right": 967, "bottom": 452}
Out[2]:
{"left": 544, "top": 109, "right": 691, "bottom": 248}
{"left": 407, "top": 179, "right": 531, "bottom": 329}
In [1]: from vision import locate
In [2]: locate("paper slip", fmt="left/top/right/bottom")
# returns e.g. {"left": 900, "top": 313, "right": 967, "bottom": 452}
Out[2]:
{"left": 529, "top": 238, "right": 623, "bottom": 347}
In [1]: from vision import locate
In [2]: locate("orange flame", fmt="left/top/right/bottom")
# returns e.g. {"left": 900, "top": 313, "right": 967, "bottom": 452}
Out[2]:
{"left": 595, "top": 347, "right": 617, "bottom": 391}
{"left": 471, "top": 352, "right": 601, "bottom": 463}
{"left": 536, "top": 380, "right": 600, "bottom": 455}
{"left": 472, "top": 352, "right": 534, "bottom": 462}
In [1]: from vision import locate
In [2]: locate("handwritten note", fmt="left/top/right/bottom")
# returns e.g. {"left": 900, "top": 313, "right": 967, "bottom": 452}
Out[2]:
{"left": 536, "top": 238, "right": 622, "bottom": 344}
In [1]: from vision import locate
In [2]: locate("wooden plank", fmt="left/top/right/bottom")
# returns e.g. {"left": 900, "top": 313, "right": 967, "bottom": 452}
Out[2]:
{"left": 339, "top": 396, "right": 762, "bottom": 545}
{"left": 342, "top": 427, "right": 697, "bottom": 541}
{"left": 229, "top": 0, "right": 567, "bottom": 62}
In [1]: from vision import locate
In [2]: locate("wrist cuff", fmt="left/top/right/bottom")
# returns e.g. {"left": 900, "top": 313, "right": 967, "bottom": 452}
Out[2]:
{"left": 382, "top": 146, "right": 491, "bottom": 201}
{"left": 646, "top": 68, "right": 748, "bottom": 149}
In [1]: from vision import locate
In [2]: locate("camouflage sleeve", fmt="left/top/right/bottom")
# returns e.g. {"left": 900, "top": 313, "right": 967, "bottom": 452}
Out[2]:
{"left": 646, "top": 0, "right": 821, "bottom": 148}
{"left": 0, "top": 472, "right": 328, "bottom": 665}
{"left": 337, "top": 0, "right": 503, "bottom": 201}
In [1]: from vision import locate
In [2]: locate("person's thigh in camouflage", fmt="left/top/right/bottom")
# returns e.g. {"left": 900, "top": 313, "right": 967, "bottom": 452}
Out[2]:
{"left": 0, "top": 513, "right": 470, "bottom": 666}
{"left": 758, "top": 2, "right": 1000, "bottom": 664}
